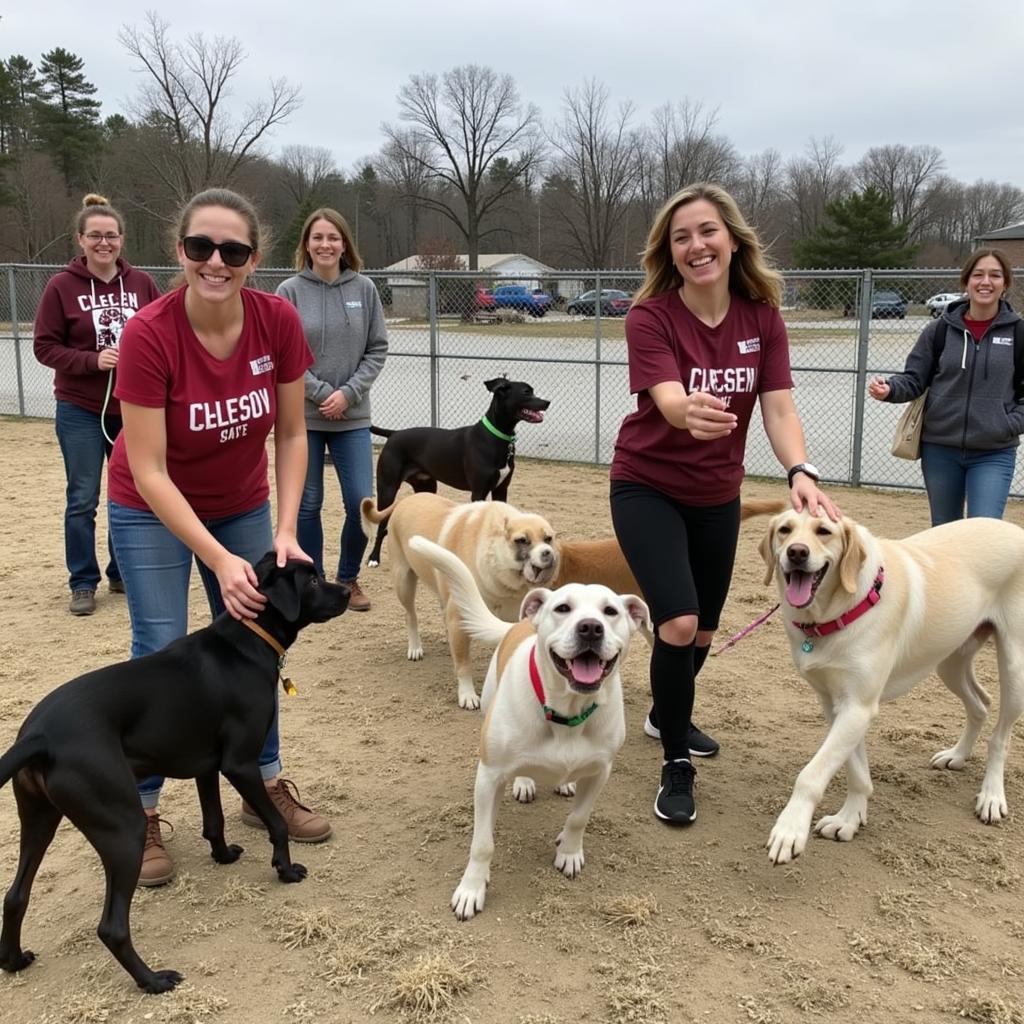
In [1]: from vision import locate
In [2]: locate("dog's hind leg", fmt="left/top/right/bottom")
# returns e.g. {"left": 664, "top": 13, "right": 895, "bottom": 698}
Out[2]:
{"left": 394, "top": 564, "right": 423, "bottom": 661}
{"left": 195, "top": 772, "right": 243, "bottom": 865}
{"left": 554, "top": 764, "right": 612, "bottom": 879}
{"left": 0, "top": 784, "right": 62, "bottom": 973}
{"left": 975, "top": 632, "right": 1024, "bottom": 824}
{"left": 446, "top": 602, "right": 480, "bottom": 709}
{"left": 813, "top": 693, "right": 872, "bottom": 842}
{"left": 931, "top": 639, "right": 991, "bottom": 772}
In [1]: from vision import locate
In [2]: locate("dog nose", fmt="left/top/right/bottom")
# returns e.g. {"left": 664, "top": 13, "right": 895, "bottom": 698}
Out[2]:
{"left": 786, "top": 543, "right": 810, "bottom": 565}
{"left": 576, "top": 618, "right": 604, "bottom": 639}
{"left": 539, "top": 546, "right": 553, "bottom": 565}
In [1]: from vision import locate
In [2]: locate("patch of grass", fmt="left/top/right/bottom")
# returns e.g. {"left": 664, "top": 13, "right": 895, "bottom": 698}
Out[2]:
{"left": 600, "top": 892, "right": 658, "bottom": 928}
{"left": 272, "top": 906, "right": 341, "bottom": 949}
{"left": 781, "top": 968, "right": 849, "bottom": 1013}
{"left": 876, "top": 887, "right": 930, "bottom": 924}
{"left": 605, "top": 960, "right": 668, "bottom": 1024}
{"left": 848, "top": 927, "right": 969, "bottom": 981}
{"left": 369, "top": 950, "right": 476, "bottom": 1021}
{"left": 952, "top": 989, "right": 1024, "bottom": 1024}
{"left": 143, "top": 985, "right": 230, "bottom": 1023}
{"left": 210, "top": 878, "right": 267, "bottom": 907}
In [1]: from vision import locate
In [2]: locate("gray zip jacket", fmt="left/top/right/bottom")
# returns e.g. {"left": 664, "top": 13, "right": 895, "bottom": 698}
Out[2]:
{"left": 884, "top": 297, "right": 1024, "bottom": 451}
{"left": 276, "top": 266, "right": 388, "bottom": 432}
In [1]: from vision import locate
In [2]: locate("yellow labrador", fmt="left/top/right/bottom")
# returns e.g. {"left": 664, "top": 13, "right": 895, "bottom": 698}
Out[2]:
{"left": 408, "top": 534, "right": 649, "bottom": 920}
{"left": 759, "top": 509, "right": 1024, "bottom": 865}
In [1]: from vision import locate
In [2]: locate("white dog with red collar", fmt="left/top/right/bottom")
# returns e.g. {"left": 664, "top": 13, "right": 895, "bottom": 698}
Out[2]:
{"left": 408, "top": 534, "right": 649, "bottom": 920}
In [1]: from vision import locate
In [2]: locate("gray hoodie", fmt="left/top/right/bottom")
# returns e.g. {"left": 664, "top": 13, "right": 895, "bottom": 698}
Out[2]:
{"left": 884, "top": 297, "right": 1024, "bottom": 451}
{"left": 276, "top": 267, "right": 388, "bottom": 432}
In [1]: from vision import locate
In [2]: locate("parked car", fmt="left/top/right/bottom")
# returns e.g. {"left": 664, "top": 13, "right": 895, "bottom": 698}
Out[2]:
{"left": 475, "top": 287, "right": 496, "bottom": 312}
{"left": 925, "top": 292, "right": 963, "bottom": 317}
{"left": 870, "top": 290, "right": 908, "bottom": 319}
{"left": 565, "top": 289, "right": 633, "bottom": 317}
{"left": 490, "top": 284, "right": 552, "bottom": 317}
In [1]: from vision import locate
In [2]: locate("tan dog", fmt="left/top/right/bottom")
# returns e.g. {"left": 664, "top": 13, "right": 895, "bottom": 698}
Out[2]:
{"left": 759, "top": 509, "right": 1024, "bottom": 865}
{"left": 408, "top": 534, "right": 649, "bottom": 920}
{"left": 361, "top": 493, "right": 558, "bottom": 709}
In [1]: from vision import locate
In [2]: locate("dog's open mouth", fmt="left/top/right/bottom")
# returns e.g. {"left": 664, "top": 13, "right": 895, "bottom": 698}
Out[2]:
{"left": 518, "top": 407, "right": 546, "bottom": 423}
{"left": 551, "top": 651, "right": 618, "bottom": 692}
{"left": 523, "top": 561, "right": 555, "bottom": 584}
{"left": 783, "top": 565, "right": 828, "bottom": 609}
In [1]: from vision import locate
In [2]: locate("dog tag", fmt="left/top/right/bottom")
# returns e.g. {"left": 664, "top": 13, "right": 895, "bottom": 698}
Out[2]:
{"left": 801, "top": 639, "right": 814, "bottom": 653}
{"left": 282, "top": 676, "right": 297, "bottom": 696}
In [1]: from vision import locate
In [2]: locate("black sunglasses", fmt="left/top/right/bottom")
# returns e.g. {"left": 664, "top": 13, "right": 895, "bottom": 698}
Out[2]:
{"left": 181, "top": 235, "right": 255, "bottom": 268}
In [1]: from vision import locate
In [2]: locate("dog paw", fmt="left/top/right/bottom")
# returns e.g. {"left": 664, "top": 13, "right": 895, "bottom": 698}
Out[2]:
{"left": 458, "top": 686, "right": 481, "bottom": 710}
{"left": 930, "top": 747, "right": 967, "bottom": 771}
{"left": 512, "top": 777, "right": 536, "bottom": 803}
{"left": 452, "top": 882, "right": 487, "bottom": 920}
{"left": 276, "top": 862, "right": 308, "bottom": 883}
{"left": 211, "top": 843, "right": 244, "bottom": 864}
{"left": 767, "top": 806, "right": 812, "bottom": 864}
{"left": 139, "top": 968, "right": 184, "bottom": 994}
{"left": 0, "top": 949, "right": 36, "bottom": 972}
{"left": 554, "top": 846, "right": 585, "bottom": 878}
{"left": 554, "top": 782, "right": 576, "bottom": 798}
{"left": 814, "top": 810, "right": 864, "bottom": 842}
{"left": 976, "top": 789, "right": 1008, "bottom": 824}
{"left": 367, "top": 558, "right": 380, "bottom": 569}
{"left": 407, "top": 644, "right": 424, "bottom": 661}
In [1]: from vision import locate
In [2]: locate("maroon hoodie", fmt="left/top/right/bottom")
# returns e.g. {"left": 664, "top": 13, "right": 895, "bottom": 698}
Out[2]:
{"left": 33, "top": 256, "right": 161, "bottom": 416}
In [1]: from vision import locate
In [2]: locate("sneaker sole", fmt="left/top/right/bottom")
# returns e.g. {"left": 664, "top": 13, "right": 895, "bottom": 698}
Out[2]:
{"left": 644, "top": 718, "right": 720, "bottom": 758}
{"left": 240, "top": 811, "right": 332, "bottom": 842}
{"left": 653, "top": 790, "right": 697, "bottom": 825}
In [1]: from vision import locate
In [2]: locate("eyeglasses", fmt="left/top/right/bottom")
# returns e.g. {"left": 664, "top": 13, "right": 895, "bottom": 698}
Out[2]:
{"left": 83, "top": 232, "right": 122, "bottom": 243}
{"left": 181, "top": 235, "right": 254, "bottom": 268}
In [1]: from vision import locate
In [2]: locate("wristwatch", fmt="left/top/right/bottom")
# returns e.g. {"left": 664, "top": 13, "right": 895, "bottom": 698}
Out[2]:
{"left": 787, "top": 462, "right": 820, "bottom": 488}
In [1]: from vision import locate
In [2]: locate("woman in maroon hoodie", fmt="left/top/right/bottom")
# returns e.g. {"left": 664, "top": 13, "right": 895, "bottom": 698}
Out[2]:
{"left": 33, "top": 194, "right": 161, "bottom": 616}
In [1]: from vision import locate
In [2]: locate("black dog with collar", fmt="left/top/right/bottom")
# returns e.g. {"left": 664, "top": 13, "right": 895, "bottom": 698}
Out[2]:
{"left": 365, "top": 377, "right": 550, "bottom": 566}
{"left": 0, "top": 554, "right": 348, "bottom": 994}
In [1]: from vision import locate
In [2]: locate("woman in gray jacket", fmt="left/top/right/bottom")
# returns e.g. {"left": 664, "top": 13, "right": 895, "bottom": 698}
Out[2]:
{"left": 277, "top": 208, "right": 388, "bottom": 609}
{"left": 869, "top": 249, "right": 1022, "bottom": 526}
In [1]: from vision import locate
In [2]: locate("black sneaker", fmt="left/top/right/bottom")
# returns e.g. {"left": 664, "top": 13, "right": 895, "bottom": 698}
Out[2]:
{"left": 643, "top": 709, "right": 720, "bottom": 758}
{"left": 654, "top": 759, "right": 696, "bottom": 824}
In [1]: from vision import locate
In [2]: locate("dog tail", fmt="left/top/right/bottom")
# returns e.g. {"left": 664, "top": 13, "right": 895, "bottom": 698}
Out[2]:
{"left": 360, "top": 496, "right": 399, "bottom": 539}
{"left": 408, "top": 535, "right": 513, "bottom": 646}
{"left": 370, "top": 425, "right": 394, "bottom": 439}
{"left": 0, "top": 734, "right": 48, "bottom": 789}
{"left": 740, "top": 498, "right": 787, "bottom": 520}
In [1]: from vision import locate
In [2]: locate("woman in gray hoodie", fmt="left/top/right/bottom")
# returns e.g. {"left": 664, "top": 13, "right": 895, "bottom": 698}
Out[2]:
{"left": 869, "top": 248, "right": 1023, "bottom": 526}
{"left": 276, "top": 208, "right": 388, "bottom": 609}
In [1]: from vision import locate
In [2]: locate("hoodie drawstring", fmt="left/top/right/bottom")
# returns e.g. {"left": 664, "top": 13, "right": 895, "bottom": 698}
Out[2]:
{"left": 99, "top": 275, "right": 127, "bottom": 446}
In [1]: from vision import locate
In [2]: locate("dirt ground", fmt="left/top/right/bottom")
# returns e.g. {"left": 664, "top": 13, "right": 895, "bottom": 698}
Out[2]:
{"left": 3, "top": 415, "right": 1024, "bottom": 1024}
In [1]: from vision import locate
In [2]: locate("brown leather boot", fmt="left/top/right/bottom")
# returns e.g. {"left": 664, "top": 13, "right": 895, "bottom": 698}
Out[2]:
{"left": 241, "top": 778, "right": 332, "bottom": 843}
{"left": 138, "top": 815, "right": 174, "bottom": 887}
{"left": 339, "top": 578, "right": 371, "bottom": 612}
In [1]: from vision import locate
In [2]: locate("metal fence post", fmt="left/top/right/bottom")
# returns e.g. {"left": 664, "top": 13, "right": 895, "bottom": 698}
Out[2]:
{"left": 8, "top": 266, "right": 25, "bottom": 416}
{"left": 593, "top": 270, "right": 602, "bottom": 464}
{"left": 428, "top": 272, "right": 439, "bottom": 428}
{"left": 850, "top": 269, "right": 873, "bottom": 487}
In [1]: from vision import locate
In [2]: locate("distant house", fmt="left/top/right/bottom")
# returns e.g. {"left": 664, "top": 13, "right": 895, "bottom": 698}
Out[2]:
{"left": 974, "top": 223, "right": 1024, "bottom": 269}
{"left": 381, "top": 253, "right": 581, "bottom": 317}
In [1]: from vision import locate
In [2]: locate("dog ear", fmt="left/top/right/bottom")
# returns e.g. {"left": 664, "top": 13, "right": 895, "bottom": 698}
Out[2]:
{"left": 261, "top": 563, "right": 305, "bottom": 622}
{"left": 758, "top": 522, "right": 777, "bottom": 587}
{"left": 838, "top": 520, "right": 866, "bottom": 594}
{"left": 520, "top": 587, "right": 551, "bottom": 620}
{"left": 620, "top": 595, "right": 652, "bottom": 634}
{"left": 484, "top": 377, "right": 509, "bottom": 394}
{"left": 254, "top": 552, "right": 279, "bottom": 588}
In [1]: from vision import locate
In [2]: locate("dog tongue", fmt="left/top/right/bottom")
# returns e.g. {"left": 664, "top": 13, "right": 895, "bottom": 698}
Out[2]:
{"left": 786, "top": 570, "right": 815, "bottom": 607}
{"left": 570, "top": 653, "right": 603, "bottom": 684}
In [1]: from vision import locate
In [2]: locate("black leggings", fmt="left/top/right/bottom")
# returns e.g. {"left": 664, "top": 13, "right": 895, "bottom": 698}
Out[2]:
{"left": 610, "top": 480, "right": 741, "bottom": 760}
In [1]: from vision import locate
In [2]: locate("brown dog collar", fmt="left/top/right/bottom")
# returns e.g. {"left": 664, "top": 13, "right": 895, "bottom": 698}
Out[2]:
{"left": 241, "top": 619, "right": 298, "bottom": 696}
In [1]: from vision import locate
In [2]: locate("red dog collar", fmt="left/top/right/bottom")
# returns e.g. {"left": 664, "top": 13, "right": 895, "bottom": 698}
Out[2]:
{"left": 529, "top": 644, "right": 598, "bottom": 727}
{"left": 793, "top": 567, "right": 885, "bottom": 648}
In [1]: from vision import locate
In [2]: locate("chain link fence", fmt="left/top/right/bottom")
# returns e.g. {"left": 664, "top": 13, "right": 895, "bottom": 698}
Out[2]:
{"left": 4, "top": 264, "right": 1023, "bottom": 496}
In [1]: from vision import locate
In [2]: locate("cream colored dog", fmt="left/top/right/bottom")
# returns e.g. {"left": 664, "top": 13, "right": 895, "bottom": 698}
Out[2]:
{"left": 361, "top": 493, "right": 558, "bottom": 709}
{"left": 408, "top": 534, "right": 649, "bottom": 920}
{"left": 760, "top": 509, "right": 1024, "bottom": 865}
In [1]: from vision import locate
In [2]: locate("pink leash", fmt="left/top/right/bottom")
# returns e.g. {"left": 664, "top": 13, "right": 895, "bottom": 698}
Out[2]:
{"left": 710, "top": 603, "right": 780, "bottom": 657}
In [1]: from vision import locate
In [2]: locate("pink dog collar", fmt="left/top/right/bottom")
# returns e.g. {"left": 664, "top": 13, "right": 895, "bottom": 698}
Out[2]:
{"left": 793, "top": 567, "right": 885, "bottom": 651}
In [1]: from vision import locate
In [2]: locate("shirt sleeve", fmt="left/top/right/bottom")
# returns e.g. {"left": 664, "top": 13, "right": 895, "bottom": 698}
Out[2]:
{"left": 757, "top": 306, "right": 795, "bottom": 393}
{"left": 33, "top": 277, "right": 101, "bottom": 375}
{"left": 624, "top": 304, "right": 683, "bottom": 394}
{"left": 113, "top": 314, "right": 171, "bottom": 408}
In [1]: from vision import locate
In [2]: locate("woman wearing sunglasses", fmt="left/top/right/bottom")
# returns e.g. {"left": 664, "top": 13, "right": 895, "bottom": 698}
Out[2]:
{"left": 276, "top": 208, "right": 388, "bottom": 609}
{"left": 106, "top": 187, "right": 331, "bottom": 887}
{"left": 33, "top": 193, "right": 160, "bottom": 616}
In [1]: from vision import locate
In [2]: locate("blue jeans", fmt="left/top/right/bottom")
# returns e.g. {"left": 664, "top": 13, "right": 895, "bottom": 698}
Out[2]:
{"left": 298, "top": 427, "right": 373, "bottom": 581}
{"left": 55, "top": 399, "right": 121, "bottom": 592}
{"left": 108, "top": 500, "right": 281, "bottom": 806}
{"left": 920, "top": 442, "right": 1017, "bottom": 527}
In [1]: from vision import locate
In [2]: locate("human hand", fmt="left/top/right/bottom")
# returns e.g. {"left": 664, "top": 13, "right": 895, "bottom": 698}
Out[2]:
{"left": 867, "top": 377, "right": 890, "bottom": 401}
{"left": 213, "top": 551, "right": 267, "bottom": 620}
{"left": 97, "top": 348, "right": 119, "bottom": 370}
{"left": 685, "top": 390, "right": 737, "bottom": 441}
{"left": 791, "top": 478, "right": 841, "bottom": 522}
{"left": 273, "top": 531, "right": 313, "bottom": 569}
{"left": 319, "top": 390, "right": 349, "bottom": 420}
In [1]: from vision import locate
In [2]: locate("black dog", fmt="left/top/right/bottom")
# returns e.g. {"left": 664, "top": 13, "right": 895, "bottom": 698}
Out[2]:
{"left": 0, "top": 555, "right": 348, "bottom": 994}
{"left": 366, "top": 377, "right": 550, "bottom": 566}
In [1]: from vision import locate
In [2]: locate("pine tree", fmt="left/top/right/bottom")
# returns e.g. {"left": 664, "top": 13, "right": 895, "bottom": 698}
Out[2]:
{"left": 0, "top": 56, "right": 41, "bottom": 151}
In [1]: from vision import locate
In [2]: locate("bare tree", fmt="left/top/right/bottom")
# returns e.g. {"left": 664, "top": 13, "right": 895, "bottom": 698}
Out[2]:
{"left": 381, "top": 64, "right": 542, "bottom": 269}
{"left": 277, "top": 144, "right": 337, "bottom": 206}
{"left": 783, "top": 135, "right": 852, "bottom": 238}
{"left": 545, "top": 79, "right": 641, "bottom": 268}
{"left": 376, "top": 128, "right": 434, "bottom": 256}
{"left": 118, "top": 12, "right": 301, "bottom": 205}
{"left": 853, "top": 143, "right": 945, "bottom": 240}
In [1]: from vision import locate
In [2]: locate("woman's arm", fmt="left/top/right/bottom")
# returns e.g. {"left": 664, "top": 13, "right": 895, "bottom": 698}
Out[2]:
{"left": 760, "top": 388, "right": 840, "bottom": 520}
{"left": 649, "top": 380, "right": 736, "bottom": 439}
{"left": 272, "top": 376, "right": 311, "bottom": 564}
{"left": 120, "top": 401, "right": 267, "bottom": 617}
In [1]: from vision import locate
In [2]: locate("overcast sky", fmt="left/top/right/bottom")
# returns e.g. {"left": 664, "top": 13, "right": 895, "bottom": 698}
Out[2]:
{"left": 5, "top": 1, "right": 1023, "bottom": 187}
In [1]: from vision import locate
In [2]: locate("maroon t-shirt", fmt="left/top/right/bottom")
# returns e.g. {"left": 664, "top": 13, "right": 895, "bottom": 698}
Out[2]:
{"left": 108, "top": 287, "right": 314, "bottom": 520}
{"left": 611, "top": 290, "right": 794, "bottom": 505}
